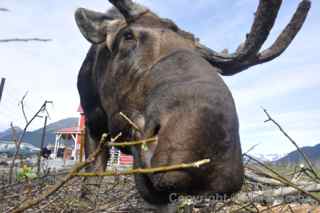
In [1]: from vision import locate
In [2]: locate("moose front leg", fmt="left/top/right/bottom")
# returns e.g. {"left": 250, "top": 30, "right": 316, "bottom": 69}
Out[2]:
{"left": 85, "top": 129, "right": 109, "bottom": 172}
{"left": 80, "top": 128, "right": 109, "bottom": 202}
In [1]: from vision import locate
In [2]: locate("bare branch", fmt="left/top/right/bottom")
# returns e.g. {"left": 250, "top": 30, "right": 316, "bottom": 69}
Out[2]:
{"left": 0, "top": 78, "right": 5, "bottom": 103}
{"left": 243, "top": 143, "right": 260, "bottom": 155}
{"left": 262, "top": 108, "right": 319, "bottom": 181}
{"left": 9, "top": 99, "right": 53, "bottom": 183}
{"left": 10, "top": 134, "right": 109, "bottom": 213}
{"left": 119, "top": 112, "right": 140, "bottom": 132}
{"left": 288, "top": 205, "right": 295, "bottom": 213}
{"left": 0, "top": 8, "right": 10, "bottom": 12}
{"left": 108, "top": 137, "right": 157, "bottom": 147}
{"left": 19, "top": 91, "right": 29, "bottom": 124}
{"left": 229, "top": 202, "right": 256, "bottom": 213}
{"left": 44, "top": 108, "right": 51, "bottom": 120}
{"left": 10, "top": 129, "right": 210, "bottom": 212}
{"left": 36, "top": 115, "right": 48, "bottom": 175}
{"left": 0, "top": 38, "right": 52, "bottom": 43}
{"left": 245, "top": 170, "right": 284, "bottom": 186}
{"left": 75, "top": 159, "right": 211, "bottom": 177}
{"left": 244, "top": 154, "right": 320, "bottom": 204}
{"left": 10, "top": 122, "right": 18, "bottom": 149}
{"left": 238, "top": 183, "right": 320, "bottom": 203}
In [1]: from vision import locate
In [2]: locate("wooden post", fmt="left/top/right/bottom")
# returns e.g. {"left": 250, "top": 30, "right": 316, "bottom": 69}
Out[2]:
{"left": 37, "top": 115, "right": 48, "bottom": 175}
{"left": 0, "top": 78, "right": 5, "bottom": 104}
{"left": 79, "top": 127, "right": 86, "bottom": 162}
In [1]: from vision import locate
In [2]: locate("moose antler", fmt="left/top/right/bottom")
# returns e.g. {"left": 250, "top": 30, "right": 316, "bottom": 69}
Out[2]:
{"left": 196, "top": 0, "right": 311, "bottom": 76}
{"left": 108, "top": 0, "right": 149, "bottom": 22}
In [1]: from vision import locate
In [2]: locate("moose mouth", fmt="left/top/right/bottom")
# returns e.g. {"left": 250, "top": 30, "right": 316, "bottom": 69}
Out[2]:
{"left": 126, "top": 111, "right": 212, "bottom": 193}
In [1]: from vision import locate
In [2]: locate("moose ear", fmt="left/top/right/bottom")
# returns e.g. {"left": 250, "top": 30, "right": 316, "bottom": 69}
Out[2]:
{"left": 75, "top": 8, "right": 110, "bottom": 44}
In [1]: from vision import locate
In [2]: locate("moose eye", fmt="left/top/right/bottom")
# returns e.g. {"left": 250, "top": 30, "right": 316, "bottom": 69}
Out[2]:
{"left": 123, "top": 31, "right": 135, "bottom": 41}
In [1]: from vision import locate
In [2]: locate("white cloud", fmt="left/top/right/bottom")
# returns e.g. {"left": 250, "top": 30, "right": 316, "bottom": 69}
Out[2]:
{"left": 231, "top": 64, "right": 320, "bottom": 108}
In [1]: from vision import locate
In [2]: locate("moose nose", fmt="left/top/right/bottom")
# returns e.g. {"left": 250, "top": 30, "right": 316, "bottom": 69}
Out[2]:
{"left": 152, "top": 170, "right": 193, "bottom": 191}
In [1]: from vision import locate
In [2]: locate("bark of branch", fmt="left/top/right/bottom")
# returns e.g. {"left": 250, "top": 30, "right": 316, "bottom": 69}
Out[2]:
{"left": 19, "top": 91, "right": 29, "bottom": 124}
{"left": 0, "top": 38, "right": 52, "bottom": 43}
{"left": 9, "top": 99, "right": 52, "bottom": 183}
{"left": 238, "top": 183, "right": 320, "bottom": 203}
{"left": 107, "top": 137, "right": 157, "bottom": 147}
{"left": 246, "top": 166, "right": 311, "bottom": 186}
{"left": 244, "top": 154, "right": 320, "bottom": 204}
{"left": 245, "top": 170, "right": 284, "bottom": 186}
{"left": 0, "top": 8, "right": 9, "bottom": 12}
{"left": 36, "top": 116, "right": 48, "bottom": 175}
{"left": 10, "top": 123, "right": 18, "bottom": 148}
{"left": 74, "top": 159, "right": 211, "bottom": 177}
{"left": 262, "top": 108, "right": 320, "bottom": 180}
{"left": 0, "top": 78, "right": 5, "bottom": 103}
{"left": 10, "top": 132, "right": 210, "bottom": 212}
{"left": 119, "top": 112, "right": 140, "bottom": 131}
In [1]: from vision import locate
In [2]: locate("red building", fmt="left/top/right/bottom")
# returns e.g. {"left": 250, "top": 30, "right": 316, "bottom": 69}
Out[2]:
{"left": 52, "top": 105, "right": 133, "bottom": 168}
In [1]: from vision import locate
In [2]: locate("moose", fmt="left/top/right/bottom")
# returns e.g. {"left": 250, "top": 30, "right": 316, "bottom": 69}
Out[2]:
{"left": 75, "top": 0, "right": 311, "bottom": 209}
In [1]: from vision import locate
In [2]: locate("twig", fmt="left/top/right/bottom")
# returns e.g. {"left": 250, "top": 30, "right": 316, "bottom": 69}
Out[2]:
{"left": 230, "top": 202, "right": 255, "bottom": 213}
{"left": 247, "top": 165, "right": 311, "bottom": 186}
{"left": 301, "top": 168, "right": 320, "bottom": 184}
{"left": 33, "top": 196, "right": 60, "bottom": 213}
{"left": 231, "top": 201, "right": 257, "bottom": 213}
{"left": 0, "top": 38, "right": 52, "bottom": 43}
{"left": 0, "top": 8, "right": 9, "bottom": 12}
{"left": 262, "top": 108, "right": 319, "bottom": 180}
{"left": 10, "top": 134, "right": 109, "bottom": 213}
{"left": 19, "top": 91, "right": 29, "bottom": 124}
{"left": 243, "top": 144, "right": 260, "bottom": 155}
{"left": 75, "top": 159, "right": 211, "bottom": 177}
{"left": 9, "top": 99, "right": 52, "bottom": 183}
{"left": 288, "top": 205, "right": 295, "bottom": 213}
{"left": 260, "top": 203, "right": 287, "bottom": 213}
{"left": 107, "top": 137, "right": 157, "bottom": 147}
{"left": 245, "top": 170, "right": 283, "bottom": 186}
{"left": 119, "top": 112, "right": 140, "bottom": 132}
{"left": 244, "top": 154, "right": 320, "bottom": 204}
{"left": 111, "top": 132, "right": 122, "bottom": 142}
{"left": 10, "top": 123, "right": 18, "bottom": 149}
{"left": 238, "top": 182, "right": 320, "bottom": 203}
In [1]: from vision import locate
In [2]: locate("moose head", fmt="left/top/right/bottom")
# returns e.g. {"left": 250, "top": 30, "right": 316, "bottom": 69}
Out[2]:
{"left": 75, "top": 0, "right": 311, "bottom": 206}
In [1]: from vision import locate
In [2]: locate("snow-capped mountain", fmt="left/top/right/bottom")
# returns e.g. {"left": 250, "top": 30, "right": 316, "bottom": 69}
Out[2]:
{"left": 250, "top": 153, "right": 287, "bottom": 162}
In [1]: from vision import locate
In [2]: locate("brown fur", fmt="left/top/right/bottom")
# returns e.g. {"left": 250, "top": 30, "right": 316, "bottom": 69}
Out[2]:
{"left": 76, "top": 7, "right": 243, "bottom": 205}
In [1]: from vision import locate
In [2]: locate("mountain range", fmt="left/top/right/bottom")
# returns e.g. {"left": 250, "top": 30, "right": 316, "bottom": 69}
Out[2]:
{"left": 0, "top": 118, "right": 319, "bottom": 167}
{"left": 0, "top": 117, "right": 78, "bottom": 148}
{"left": 275, "top": 143, "right": 320, "bottom": 167}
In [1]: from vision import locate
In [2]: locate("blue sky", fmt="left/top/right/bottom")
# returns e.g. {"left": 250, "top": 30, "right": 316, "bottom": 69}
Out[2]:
{"left": 0, "top": 0, "right": 319, "bottom": 156}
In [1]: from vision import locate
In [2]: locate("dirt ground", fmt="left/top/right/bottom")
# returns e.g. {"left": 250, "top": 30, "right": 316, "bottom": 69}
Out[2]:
{"left": 1, "top": 171, "right": 319, "bottom": 213}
